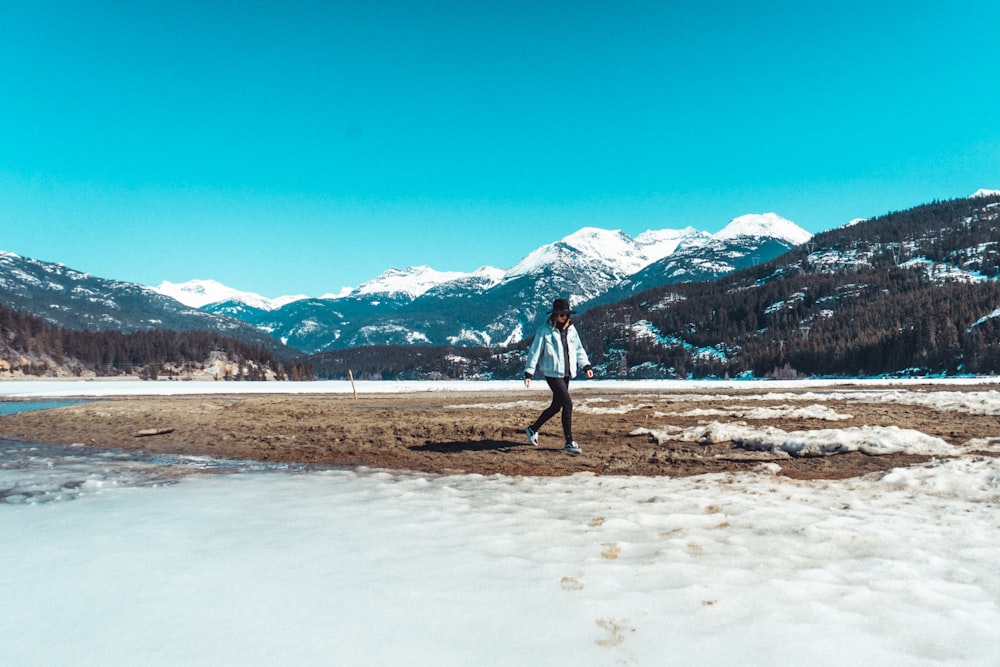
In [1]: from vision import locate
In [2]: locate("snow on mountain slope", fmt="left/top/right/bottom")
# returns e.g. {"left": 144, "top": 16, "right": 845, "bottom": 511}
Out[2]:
{"left": 156, "top": 279, "right": 306, "bottom": 310}
{"left": 419, "top": 266, "right": 507, "bottom": 298}
{"left": 351, "top": 266, "right": 496, "bottom": 299}
{"left": 159, "top": 218, "right": 803, "bottom": 313}
{"left": 145, "top": 214, "right": 814, "bottom": 352}
{"left": 507, "top": 227, "right": 689, "bottom": 279}
{"left": 559, "top": 227, "right": 651, "bottom": 273}
{"left": 635, "top": 227, "right": 704, "bottom": 259}
{"left": 971, "top": 188, "right": 1000, "bottom": 198}
{"left": 713, "top": 213, "right": 812, "bottom": 245}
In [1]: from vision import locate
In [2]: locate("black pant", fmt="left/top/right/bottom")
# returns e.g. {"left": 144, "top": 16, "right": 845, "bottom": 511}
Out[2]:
{"left": 530, "top": 376, "right": 573, "bottom": 443}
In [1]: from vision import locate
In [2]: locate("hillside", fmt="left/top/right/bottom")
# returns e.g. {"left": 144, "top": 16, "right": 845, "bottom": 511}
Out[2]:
{"left": 0, "top": 251, "right": 292, "bottom": 354}
{"left": 578, "top": 194, "right": 1000, "bottom": 378}
{"left": 0, "top": 302, "right": 312, "bottom": 380}
{"left": 312, "top": 194, "right": 1000, "bottom": 380}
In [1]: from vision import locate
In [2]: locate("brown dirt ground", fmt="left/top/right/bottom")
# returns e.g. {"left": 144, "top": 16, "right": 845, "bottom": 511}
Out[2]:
{"left": 3, "top": 384, "right": 999, "bottom": 479}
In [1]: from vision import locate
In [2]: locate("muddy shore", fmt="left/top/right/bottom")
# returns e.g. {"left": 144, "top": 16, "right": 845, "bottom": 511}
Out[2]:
{"left": 3, "top": 384, "right": 999, "bottom": 479}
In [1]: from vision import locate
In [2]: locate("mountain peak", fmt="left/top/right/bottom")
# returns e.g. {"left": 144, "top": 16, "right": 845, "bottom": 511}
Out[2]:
{"left": 156, "top": 279, "right": 305, "bottom": 310}
{"left": 563, "top": 227, "right": 653, "bottom": 271}
{"left": 971, "top": 188, "right": 1000, "bottom": 198}
{"left": 561, "top": 226, "right": 630, "bottom": 248}
{"left": 352, "top": 266, "right": 470, "bottom": 299}
{"left": 509, "top": 227, "right": 661, "bottom": 279}
{"left": 714, "top": 213, "right": 812, "bottom": 246}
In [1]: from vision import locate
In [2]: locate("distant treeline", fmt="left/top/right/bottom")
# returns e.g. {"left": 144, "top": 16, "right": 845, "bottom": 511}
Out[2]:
{"left": 309, "top": 344, "right": 524, "bottom": 380}
{"left": 0, "top": 303, "right": 313, "bottom": 380}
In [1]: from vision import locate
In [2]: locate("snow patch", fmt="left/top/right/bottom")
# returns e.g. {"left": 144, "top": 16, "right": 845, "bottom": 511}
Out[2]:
{"left": 969, "top": 308, "right": 1000, "bottom": 331}
{"left": 669, "top": 404, "right": 852, "bottom": 421}
{"left": 632, "top": 422, "right": 954, "bottom": 457}
{"left": 900, "top": 257, "right": 988, "bottom": 284}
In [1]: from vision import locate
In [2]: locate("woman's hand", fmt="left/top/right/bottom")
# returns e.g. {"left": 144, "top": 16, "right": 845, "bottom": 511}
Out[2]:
{"left": 586, "top": 369, "right": 594, "bottom": 379}
{"left": 524, "top": 377, "right": 531, "bottom": 389}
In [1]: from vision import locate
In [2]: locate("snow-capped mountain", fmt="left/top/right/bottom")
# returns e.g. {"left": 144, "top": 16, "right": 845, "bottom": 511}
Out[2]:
{"left": 225, "top": 217, "right": 810, "bottom": 353}
{"left": 0, "top": 252, "right": 288, "bottom": 352}
{"left": 5, "top": 192, "right": 1000, "bottom": 378}
{"left": 509, "top": 227, "right": 660, "bottom": 279}
{"left": 351, "top": 266, "right": 486, "bottom": 299}
{"left": 506, "top": 226, "right": 700, "bottom": 281}
{"left": 713, "top": 212, "right": 814, "bottom": 245}
{"left": 0, "top": 208, "right": 818, "bottom": 356}
{"left": 578, "top": 192, "right": 1000, "bottom": 379}
{"left": 156, "top": 279, "right": 307, "bottom": 310}
{"left": 596, "top": 213, "right": 812, "bottom": 303}
{"left": 192, "top": 266, "right": 509, "bottom": 352}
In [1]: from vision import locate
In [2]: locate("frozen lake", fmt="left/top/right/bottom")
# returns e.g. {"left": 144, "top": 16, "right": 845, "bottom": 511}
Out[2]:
{"left": 3, "top": 380, "right": 1000, "bottom": 665}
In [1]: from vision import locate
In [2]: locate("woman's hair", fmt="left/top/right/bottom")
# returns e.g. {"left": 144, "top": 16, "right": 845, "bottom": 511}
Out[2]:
{"left": 547, "top": 313, "right": 571, "bottom": 327}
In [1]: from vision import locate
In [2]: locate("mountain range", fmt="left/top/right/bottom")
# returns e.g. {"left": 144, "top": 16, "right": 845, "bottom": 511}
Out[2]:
{"left": 4, "top": 191, "right": 1000, "bottom": 381}
{"left": 155, "top": 213, "right": 811, "bottom": 353}
{"left": 0, "top": 250, "right": 288, "bottom": 354}
{"left": 305, "top": 190, "right": 1000, "bottom": 381}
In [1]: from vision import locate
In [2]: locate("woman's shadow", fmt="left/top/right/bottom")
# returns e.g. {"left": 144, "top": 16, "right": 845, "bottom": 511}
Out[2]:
{"left": 410, "top": 439, "right": 531, "bottom": 454}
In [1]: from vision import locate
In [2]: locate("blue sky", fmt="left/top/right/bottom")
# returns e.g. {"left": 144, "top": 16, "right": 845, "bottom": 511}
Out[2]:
{"left": 2, "top": 1, "right": 998, "bottom": 297}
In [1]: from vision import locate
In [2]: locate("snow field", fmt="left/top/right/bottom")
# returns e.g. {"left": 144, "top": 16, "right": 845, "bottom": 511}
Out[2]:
{"left": 3, "top": 458, "right": 1000, "bottom": 666}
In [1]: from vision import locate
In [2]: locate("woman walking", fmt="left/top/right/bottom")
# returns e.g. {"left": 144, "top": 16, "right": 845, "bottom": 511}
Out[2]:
{"left": 524, "top": 297, "right": 593, "bottom": 454}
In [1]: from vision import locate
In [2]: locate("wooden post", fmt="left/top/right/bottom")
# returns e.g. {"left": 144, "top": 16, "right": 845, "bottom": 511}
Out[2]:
{"left": 348, "top": 369, "right": 357, "bottom": 400}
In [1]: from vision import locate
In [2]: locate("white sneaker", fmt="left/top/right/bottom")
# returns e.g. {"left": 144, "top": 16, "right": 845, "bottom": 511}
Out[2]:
{"left": 526, "top": 427, "right": 539, "bottom": 446}
{"left": 564, "top": 441, "right": 581, "bottom": 454}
